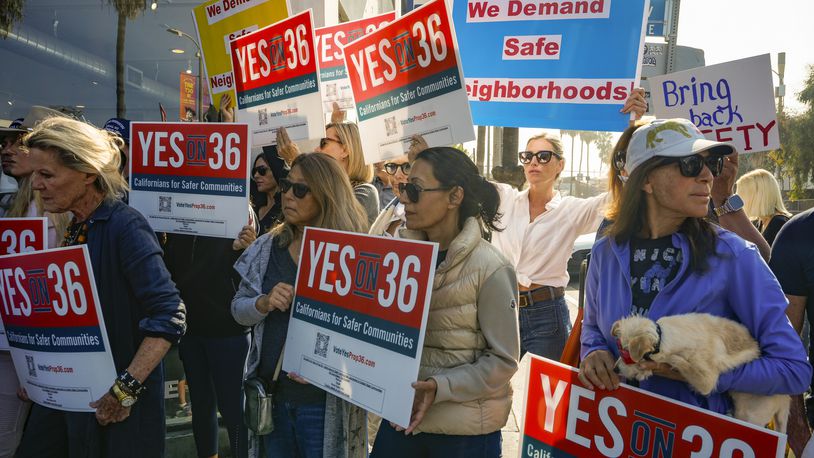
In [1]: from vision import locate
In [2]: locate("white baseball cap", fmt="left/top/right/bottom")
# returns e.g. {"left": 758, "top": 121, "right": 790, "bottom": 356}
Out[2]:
{"left": 624, "top": 118, "right": 735, "bottom": 175}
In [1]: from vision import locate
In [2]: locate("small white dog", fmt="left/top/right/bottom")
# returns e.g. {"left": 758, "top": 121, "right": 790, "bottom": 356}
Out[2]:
{"left": 611, "top": 313, "right": 790, "bottom": 432}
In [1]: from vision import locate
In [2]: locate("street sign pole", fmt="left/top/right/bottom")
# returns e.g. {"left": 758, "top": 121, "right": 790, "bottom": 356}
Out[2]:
{"left": 665, "top": 0, "right": 682, "bottom": 73}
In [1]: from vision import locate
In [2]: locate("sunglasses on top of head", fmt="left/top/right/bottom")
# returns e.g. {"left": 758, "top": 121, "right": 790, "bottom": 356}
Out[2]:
{"left": 319, "top": 137, "right": 343, "bottom": 149}
{"left": 663, "top": 153, "right": 725, "bottom": 178}
{"left": 398, "top": 182, "right": 451, "bottom": 203}
{"left": 279, "top": 178, "right": 311, "bottom": 198}
{"left": 383, "top": 162, "right": 411, "bottom": 175}
{"left": 518, "top": 150, "right": 562, "bottom": 165}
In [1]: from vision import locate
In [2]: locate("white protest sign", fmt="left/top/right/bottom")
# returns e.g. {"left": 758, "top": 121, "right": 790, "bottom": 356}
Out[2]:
{"left": 230, "top": 10, "right": 324, "bottom": 147}
{"left": 343, "top": 0, "right": 475, "bottom": 164}
{"left": 649, "top": 54, "right": 780, "bottom": 154}
{"left": 282, "top": 228, "right": 437, "bottom": 427}
{"left": 129, "top": 122, "right": 251, "bottom": 239}
{"left": 0, "top": 246, "right": 117, "bottom": 412}
{"left": 0, "top": 217, "right": 48, "bottom": 351}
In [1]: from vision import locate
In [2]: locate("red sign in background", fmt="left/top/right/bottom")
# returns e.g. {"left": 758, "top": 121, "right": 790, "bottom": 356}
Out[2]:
{"left": 315, "top": 12, "right": 395, "bottom": 70}
{"left": 129, "top": 122, "right": 249, "bottom": 179}
{"left": 296, "top": 228, "right": 436, "bottom": 330}
{"left": 0, "top": 246, "right": 101, "bottom": 330}
{"left": 343, "top": 0, "right": 459, "bottom": 103}
{"left": 0, "top": 218, "right": 47, "bottom": 254}
{"left": 230, "top": 9, "right": 318, "bottom": 94}
{"left": 522, "top": 356, "right": 785, "bottom": 458}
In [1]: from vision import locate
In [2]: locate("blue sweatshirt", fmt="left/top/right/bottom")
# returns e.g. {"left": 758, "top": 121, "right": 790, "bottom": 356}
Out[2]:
{"left": 581, "top": 228, "right": 811, "bottom": 414}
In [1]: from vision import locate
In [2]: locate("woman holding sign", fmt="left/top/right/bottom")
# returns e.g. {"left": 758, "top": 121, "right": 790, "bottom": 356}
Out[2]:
{"left": 277, "top": 123, "right": 380, "bottom": 225}
{"left": 231, "top": 152, "right": 369, "bottom": 458}
{"left": 18, "top": 117, "right": 186, "bottom": 458}
{"left": 370, "top": 147, "right": 520, "bottom": 457}
{"left": 579, "top": 119, "right": 810, "bottom": 416}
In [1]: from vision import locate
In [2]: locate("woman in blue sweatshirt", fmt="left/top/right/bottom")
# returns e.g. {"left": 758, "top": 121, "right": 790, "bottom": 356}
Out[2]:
{"left": 579, "top": 118, "right": 811, "bottom": 415}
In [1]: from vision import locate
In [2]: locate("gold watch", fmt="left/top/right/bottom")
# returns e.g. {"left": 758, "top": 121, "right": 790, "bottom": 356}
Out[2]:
{"left": 110, "top": 380, "right": 137, "bottom": 407}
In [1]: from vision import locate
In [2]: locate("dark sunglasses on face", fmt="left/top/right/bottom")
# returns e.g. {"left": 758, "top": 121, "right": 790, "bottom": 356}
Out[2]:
{"left": 518, "top": 150, "right": 562, "bottom": 165}
{"left": 252, "top": 165, "right": 269, "bottom": 178}
{"left": 279, "top": 178, "right": 311, "bottom": 198}
{"left": 398, "top": 182, "right": 451, "bottom": 203}
{"left": 664, "top": 153, "right": 725, "bottom": 178}
{"left": 319, "top": 137, "right": 342, "bottom": 149}
{"left": 384, "top": 162, "right": 411, "bottom": 175}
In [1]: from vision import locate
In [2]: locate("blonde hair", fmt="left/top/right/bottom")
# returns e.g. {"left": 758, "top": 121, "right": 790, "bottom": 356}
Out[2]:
{"left": 526, "top": 132, "right": 564, "bottom": 156}
{"left": 23, "top": 117, "right": 129, "bottom": 200}
{"left": 271, "top": 153, "right": 369, "bottom": 247}
{"left": 736, "top": 169, "right": 791, "bottom": 220}
{"left": 327, "top": 122, "right": 373, "bottom": 185}
{"left": 7, "top": 175, "right": 70, "bottom": 241}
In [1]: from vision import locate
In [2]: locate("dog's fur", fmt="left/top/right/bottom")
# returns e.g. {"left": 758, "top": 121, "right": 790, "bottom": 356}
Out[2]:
{"left": 612, "top": 313, "right": 790, "bottom": 432}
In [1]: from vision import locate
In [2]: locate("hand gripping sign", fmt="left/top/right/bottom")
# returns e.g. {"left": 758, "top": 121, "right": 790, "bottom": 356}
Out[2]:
{"left": 649, "top": 54, "right": 780, "bottom": 154}
{"left": 0, "top": 246, "right": 117, "bottom": 412}
{"left": 129, "top": 122, "right": 251, "bottom": 239}
{"left": 192, "top": 0, "right": 290, "bottom": 110}
{"left": 343, "top": 0, "right": 475, "bottom": 164}
{"left": 282, "top": 228, "right": 437, "bottom": 428}
{"left": 521, "top": 356, "right": 786, "bottom": 458}
{"left": 315, "top": 12, "right": 395, "bottom": 116}
{"left": 230, "top": 10, "right": 323, "bottom": 147}
{"left": 0, "top": 217, "right": 48, "bottom": 350}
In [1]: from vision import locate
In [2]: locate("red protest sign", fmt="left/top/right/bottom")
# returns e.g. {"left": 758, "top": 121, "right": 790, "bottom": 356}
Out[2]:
{"left": 230, "top": 10, "right": 318, "bottom": 102}
{"left": 0, "top": 246, "right": 104, "bottom": 334}
{"left": 315, "top": 12, "right": 395, "bottom": 73}
{"left": 342, "top": 0, "right": 459, "bottom": 104}
{"left": 294, "top": 228, "right": 437, "bottom": 357}
{"left": 0, "top": 217, "right": 48, "bottom": 254}
{"left": 130, "top": 122, "right": 249, "bottom": 181}
{"left": 521, "top": 356, "right": 786, "bottom": 458}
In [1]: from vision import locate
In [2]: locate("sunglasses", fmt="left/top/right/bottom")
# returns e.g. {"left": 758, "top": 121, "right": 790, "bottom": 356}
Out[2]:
{"left": 383, "top": 162, "right": 411, "bottom": 175}
{"left": 663, "top": 154, "right": 724, "bottom": 178}
{"left": 398, "top": 182, "right": 451, "bottom": 203}
{"left": 279, "top": 178, "right": 311, "bottom": 198}
{"left": 252, "top": 165, "right": 269, "bottom": 178}
{"left": 519, "top": 150, "right": 562, "bottom": 165}
{"left": 319, "top": 137, "right": 343, "bottom": 149}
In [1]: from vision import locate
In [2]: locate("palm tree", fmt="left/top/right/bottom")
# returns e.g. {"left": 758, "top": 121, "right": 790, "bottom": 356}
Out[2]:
{"left": 105, "top": 0, "right": 148, "bottom": 118}
{"left": 560, "top": 130, "right": 578, "bottom": 194}
{"left": 0, "top": 0, "right": 25, "bottom": 39}
{"left": 594, "top": 131, "right": 614, "bottom": 174}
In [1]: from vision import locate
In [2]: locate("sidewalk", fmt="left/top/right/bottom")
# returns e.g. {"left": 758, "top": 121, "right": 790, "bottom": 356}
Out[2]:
{"left": 501, "top": 287, "right": 580, "bottom": 457}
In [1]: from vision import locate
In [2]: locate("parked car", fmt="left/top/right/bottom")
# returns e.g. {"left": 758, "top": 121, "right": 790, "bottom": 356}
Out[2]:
{"left": 567, "top": 232, "right": 596, "bottom": 281}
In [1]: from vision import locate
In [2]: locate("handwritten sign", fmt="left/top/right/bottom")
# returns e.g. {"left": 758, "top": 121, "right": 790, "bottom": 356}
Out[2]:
{"left": 343, "top": 0, "right": 474, "bottom": 163}
{"left": 282, "top": 228, "right": 437, "bottom": 427}
{"left": 452, "top": 0, "right": 648, "bottom": 131}
{"left": 520, "top": 356, "right": 786, "bottom": 458}
{"left": 0, "top": 246, "right": 117, "bottom": 412}
{"left": 649, "top": 54, "right": 780, "bottom": 154}
{"left": 129, "top": 122, "right": 251, "bottom": 238}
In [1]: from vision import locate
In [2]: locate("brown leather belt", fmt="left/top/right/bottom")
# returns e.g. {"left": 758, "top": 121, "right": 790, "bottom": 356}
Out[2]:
{"left": 518, "top": 285, "right": 565, "bottom": 307}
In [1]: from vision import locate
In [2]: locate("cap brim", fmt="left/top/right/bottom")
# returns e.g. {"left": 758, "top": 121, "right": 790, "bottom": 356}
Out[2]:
{"left": 0, "top": 127, "right": 27, "bottom": 138}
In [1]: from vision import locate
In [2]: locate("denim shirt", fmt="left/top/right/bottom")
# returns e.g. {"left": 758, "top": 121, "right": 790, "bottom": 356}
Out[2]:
{"left": 86, "top": 199, "right": 186, "bottom": 373}
{"left": 581, "top": 228, "right": 811, "bottom": 414}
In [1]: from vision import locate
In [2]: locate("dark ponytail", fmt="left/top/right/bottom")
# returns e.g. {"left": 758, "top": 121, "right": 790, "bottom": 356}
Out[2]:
{"left": 414, "top": 147, "right": 503, "bottom": 237}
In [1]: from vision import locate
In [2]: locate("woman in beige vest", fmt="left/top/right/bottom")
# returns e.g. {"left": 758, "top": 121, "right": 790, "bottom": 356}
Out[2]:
{"left": 370, "top": 146, "right": 520, "bottom": 457}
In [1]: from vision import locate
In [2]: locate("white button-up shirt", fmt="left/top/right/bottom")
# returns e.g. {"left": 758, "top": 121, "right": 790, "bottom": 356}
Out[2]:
{"left": 491, "top": 183, "right": 608, "bottom": 288}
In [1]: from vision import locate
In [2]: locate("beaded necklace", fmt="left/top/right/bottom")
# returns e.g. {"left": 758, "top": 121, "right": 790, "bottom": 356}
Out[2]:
{"left": 63, "top": 219, "right": 89, "bottom": 246}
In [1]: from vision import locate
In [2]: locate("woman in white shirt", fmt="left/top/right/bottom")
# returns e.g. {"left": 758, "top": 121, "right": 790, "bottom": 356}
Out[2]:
{"left": 491, "top": 133, "right": 608, "bottom": 361}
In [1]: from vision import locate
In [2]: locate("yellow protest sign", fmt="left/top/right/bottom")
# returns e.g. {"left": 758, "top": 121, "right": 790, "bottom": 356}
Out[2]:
{"left": 192, "top": 0, "right": 290, "bottom": 110}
